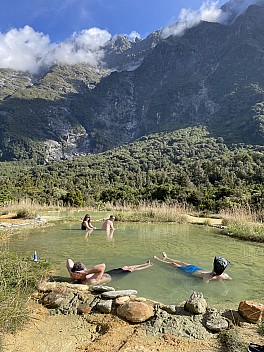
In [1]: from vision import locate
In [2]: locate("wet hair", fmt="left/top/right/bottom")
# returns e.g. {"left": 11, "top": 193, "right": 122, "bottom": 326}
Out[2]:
{"left": 71, "top": 262, "right": 85, "bottom": 272}
{"left": 212, "top": 256, "right": 230, "bottom": 276}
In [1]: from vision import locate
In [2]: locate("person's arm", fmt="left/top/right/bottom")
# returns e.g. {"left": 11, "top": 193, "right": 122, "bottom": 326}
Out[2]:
{"left": 83, "top": 220, "right": 93, "bottom": 230}
{"left": 110, "top": 222, "right": 115, "bottom": 230}
{"left": 83, "top": 263, "right": 106, "bottom": 284}
{"left": 89, "top": 222, "right": 96, "bottom": 229}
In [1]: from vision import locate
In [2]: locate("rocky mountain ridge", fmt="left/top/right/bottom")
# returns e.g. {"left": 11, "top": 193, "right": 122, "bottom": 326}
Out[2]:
{"left": 0, "top": 2, "right": 263, "bottom": 162}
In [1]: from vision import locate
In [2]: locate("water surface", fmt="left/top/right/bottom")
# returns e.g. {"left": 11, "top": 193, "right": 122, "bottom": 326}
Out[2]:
{"left": 7, "top": 211, "right": 264, "bottom": 308}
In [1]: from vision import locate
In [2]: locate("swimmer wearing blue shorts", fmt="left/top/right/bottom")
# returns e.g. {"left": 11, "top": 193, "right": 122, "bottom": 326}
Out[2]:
{"left": 154, "top": 252, "right": 231, "bottom": 282}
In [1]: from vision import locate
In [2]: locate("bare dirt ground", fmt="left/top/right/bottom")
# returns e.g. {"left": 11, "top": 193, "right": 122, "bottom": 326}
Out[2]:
{"left": 3, "top": 300, "right": 264, "bottom": 352}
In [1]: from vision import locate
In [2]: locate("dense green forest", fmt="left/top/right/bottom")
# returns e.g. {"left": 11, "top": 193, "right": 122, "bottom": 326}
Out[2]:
{"left": 0, "top": 127, "right": 263, "bottom": 212}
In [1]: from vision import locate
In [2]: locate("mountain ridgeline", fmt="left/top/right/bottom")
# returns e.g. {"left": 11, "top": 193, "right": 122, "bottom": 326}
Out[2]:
{"left": 0, "top": 2, "right": 263, "bottom": 162}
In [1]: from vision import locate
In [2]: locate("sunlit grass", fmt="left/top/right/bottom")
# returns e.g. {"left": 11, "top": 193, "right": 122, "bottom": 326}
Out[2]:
{"left": 0, "top": 250, "right": 51, "bottom": 346}
{"left": 220, "top": 206, "right": 264, "bottom": 242}
{"left": 110, "top": 201, "right": 191, "bottom": 223}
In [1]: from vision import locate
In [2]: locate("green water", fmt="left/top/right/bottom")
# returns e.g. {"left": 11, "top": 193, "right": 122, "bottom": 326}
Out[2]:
{"left": 7, "top": 211, "right": 264, "bottom": 308}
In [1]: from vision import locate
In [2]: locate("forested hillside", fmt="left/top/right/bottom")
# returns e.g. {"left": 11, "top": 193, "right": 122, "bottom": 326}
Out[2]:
{"left": 1, "top": 127, "right": 263, "bottom": 211}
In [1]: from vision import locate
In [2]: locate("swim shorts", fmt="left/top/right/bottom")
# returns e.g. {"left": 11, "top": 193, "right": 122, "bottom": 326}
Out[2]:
{"left": 177, "top": 264, "right": 203, "bottom": 274}
{"left": 105, "top": 268, "right": 132, "bottom": 279}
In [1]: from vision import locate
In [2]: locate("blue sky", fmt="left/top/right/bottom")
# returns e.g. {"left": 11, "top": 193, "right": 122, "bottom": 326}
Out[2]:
{"left": 0, "top": 0, "right": 255, "bottom": 73}
{"left": 0, "top": 0, "right": 226, "bottom": 42}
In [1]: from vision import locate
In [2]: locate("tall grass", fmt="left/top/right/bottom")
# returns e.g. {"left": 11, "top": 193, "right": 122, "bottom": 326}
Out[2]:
{"left": 110, "top": 201, "right": 192, "bottom": 223}
{"left": 220, "top": 206, "right": 264, "bottom": 242}
{"left": 0, "top": 250, "right": 50, "bottom": 347}
{"left": 0, "top": 199, "right": 63, "bottom": 217}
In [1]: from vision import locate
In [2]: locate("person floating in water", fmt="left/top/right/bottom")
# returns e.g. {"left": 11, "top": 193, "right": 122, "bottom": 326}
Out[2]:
{"left": 66, "top": 258, "right": 152, "bottom": 285}
{"left": 81, "top": 214, "right": 96, "bottom": 230}
{"left": 154, "top": 252, "right": 231, "bottom": 283}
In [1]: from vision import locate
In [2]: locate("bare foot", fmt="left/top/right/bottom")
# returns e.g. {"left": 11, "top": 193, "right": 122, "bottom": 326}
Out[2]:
{"left": 162, "top": 252, "right": 168, "bottom": 260}
{"left": 153, "top": 256, "right": 158, "bottom": 260}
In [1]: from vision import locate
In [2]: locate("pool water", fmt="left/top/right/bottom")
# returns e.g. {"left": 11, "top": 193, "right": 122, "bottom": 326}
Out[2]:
{"left": 6, "top": 212, "right": 264, "bottom": 308}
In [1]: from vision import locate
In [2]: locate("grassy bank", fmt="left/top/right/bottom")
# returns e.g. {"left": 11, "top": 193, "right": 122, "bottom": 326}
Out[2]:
{"left": 1, "top": 201, "right": 264, "bottom": 242}
{"left": 220, "top": 207, "right": 264, "bottom": 242}
{"left": 0, "top": 249, "right": 50, "bottom": 349}
{"left": 109, "top": 202, "right": 264, "bottom": 242}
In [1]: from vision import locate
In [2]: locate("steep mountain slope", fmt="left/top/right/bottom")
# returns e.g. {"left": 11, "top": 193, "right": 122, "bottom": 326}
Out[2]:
{"left": 0, "top": 2, "right": 263, "bottom": 161}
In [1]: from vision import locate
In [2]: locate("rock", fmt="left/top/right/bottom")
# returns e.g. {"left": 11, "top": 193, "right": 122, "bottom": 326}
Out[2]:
{"left": 91, "top": 285, "right": 115, "bottom": 293}
{"left": 145, "top": 309, "right": 212, "bottom": 339}
{"left": 42, "top": 289, "right": 74, "bottom": 309}
{"left": 238, "top": 301, "right": 264, "bottom": 323}
{"left": 206, "top": 316, "right": 229, "bottom": 331}
{"left": 161, "top": 304, "right": 177, "bottom": 314}
{"left": 101, "top": 290, "right": 137, "bottom": 299}
{"left": 38, "top": 282, "right": 60, "bottom": 292}
{"left": 117, "top": 301, "right": 154, "bottom": 323}
{"left": 97, "top": 300, "right": 113, "bottom": 314}
{"left": 77, "top": 303, "right": 92, "bottom": 315}
{"left": 38, "top": 281, "right": 89, "bottom": 292}
{"left": 115, "top": 296, "right": 130, "bottom": 305}
{"left": 66, "top": 283, "right": 90, "bottom": 291}
{"left": 184, "top": 292, "right": 207, "bottom": 314}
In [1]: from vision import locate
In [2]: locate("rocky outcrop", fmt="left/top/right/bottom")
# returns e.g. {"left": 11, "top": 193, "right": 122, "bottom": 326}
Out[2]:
{"left": 33, "top": 281, "right": 263, "bottom": 340}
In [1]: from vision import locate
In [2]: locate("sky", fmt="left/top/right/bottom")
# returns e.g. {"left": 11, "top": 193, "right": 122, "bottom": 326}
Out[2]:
{"left": 0, "top": 0, "right": 227, "bottom": 42}
{"left": 0, "top": 0, "right": 257, "bottom": 73}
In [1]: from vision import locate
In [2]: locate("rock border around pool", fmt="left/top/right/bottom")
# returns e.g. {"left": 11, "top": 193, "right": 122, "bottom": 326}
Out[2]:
{"left": 34, "top": 281, "right": 264, "bottom": 340}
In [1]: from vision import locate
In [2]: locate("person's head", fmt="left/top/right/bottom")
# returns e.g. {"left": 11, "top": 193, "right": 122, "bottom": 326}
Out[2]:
{"left": 72, "top": 262, "right": 86, "bottom": 272}
{"left": 109, "top": 215, "right": 115, "bottom": 221}
{"left": 83, "top": 214, "right": 90, "bottom": 221}
{"left": 212, "top": 256, "right": 230, "bottom": 276}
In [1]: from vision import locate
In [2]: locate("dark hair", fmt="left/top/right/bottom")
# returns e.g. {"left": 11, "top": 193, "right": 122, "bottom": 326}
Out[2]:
{"left": 72, "top": 262, "right": 85, "bottom": 272}
{"left": 213, "top": 256, "right": 230, "bottom": 276}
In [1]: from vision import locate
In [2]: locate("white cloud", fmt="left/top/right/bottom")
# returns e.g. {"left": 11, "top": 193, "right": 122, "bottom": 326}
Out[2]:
{"left": 161, "top": 1, "right": 222, "bottom": 38}
{"left": 161, "top": 0, "right": 264, "bottom": 39}
{"left": 127, "top": 31, "right": 141, "bottom": 41}
{"left": 0, "top": 26, "right": 111, "bottom": 74}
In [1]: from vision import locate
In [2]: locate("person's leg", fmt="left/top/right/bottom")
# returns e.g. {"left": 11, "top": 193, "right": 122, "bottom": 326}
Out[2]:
{"left": 154, "top": 255, "right": 189, "bottom": 266}
{"left": 162, "top": 252, "right": 189, "bottom": 266}
{"left": 121, "top": 260, "right": 152, "bottom": 272}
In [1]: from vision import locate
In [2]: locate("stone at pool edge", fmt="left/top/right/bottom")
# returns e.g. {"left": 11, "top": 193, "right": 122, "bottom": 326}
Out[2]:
{"left": 101, "top": 290, "right": 138, "bottom": 299}
{"left": 91, "top": 285, "right": 115, "bottom": 293}
{"left": 205, "top": 316, "right": 229, "bottom": 332}
{"left": 117, "top": 301, "right": 154, "bottom": 323}
{"left": 238, "top": 300, "right": 264, "bottom": 323}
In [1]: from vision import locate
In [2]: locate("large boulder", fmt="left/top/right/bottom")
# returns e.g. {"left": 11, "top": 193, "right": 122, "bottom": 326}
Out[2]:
{"left": 117, "top": 301, "right": 154, "bottom": 323}
{"left": 238, "top": 301, "right": 264, "bottom": 323}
